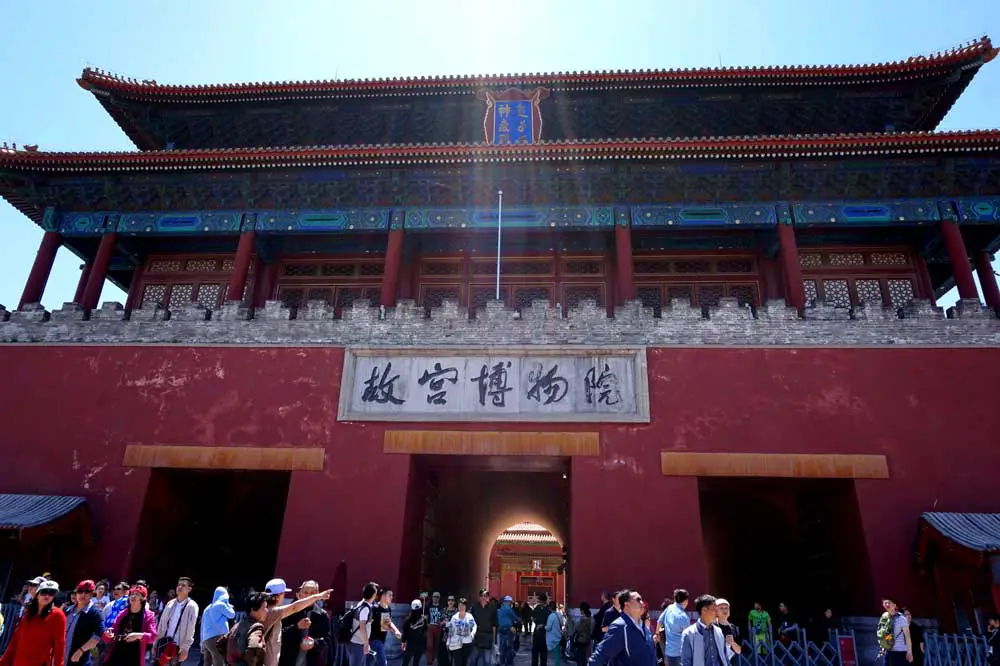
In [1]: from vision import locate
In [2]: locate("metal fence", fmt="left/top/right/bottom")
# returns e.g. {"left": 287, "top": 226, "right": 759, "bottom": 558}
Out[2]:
{"left": 731, "top": 630, "right": 853, "bottom": 666}
{"left": 924, "top": 633, "right": 990, "bottom": 666}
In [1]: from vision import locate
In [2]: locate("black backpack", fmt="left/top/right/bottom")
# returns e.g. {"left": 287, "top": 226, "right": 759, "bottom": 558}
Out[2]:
{"left": 334, "top": 602, "right": 367, "bottom": 645}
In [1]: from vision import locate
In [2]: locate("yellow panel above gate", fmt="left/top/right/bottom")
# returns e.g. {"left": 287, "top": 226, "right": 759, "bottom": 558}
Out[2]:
{"left": 660, "top": 452, "right": 888, "bottom": 479}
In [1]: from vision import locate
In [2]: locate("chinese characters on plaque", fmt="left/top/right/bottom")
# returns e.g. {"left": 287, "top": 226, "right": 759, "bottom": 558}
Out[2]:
{"left": 493, "top": 100, "right": 533, "bottom": 146}
{"left": 339, "top": 349, "right": 649, "bottom": 423}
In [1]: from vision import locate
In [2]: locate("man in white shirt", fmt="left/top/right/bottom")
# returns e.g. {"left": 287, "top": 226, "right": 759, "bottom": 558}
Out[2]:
{"left": 157, "top": 577, "right": 200, "bottom": 664}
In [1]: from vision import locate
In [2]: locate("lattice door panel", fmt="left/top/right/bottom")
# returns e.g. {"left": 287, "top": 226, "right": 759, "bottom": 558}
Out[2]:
{"left": 141, "top": 283, "right": 168, "bottom": 308}
{"left": 277, "top": 287, "right": 305, "bottom": 309}
{"left": 421, "top": 285, "right": 463, "bottom": 309}
{"left": 513, "top": 286, "right": 552, "bottom": 311}
{"left": 666, "top": 285, "right": 694, "bottom": 307}
{"left": 563, "top": 284, "right": 605, "bottom": 310}
{"left": 636, "top": 285, "right": 663, "bottom": 317}
{"left": 470, "top": 286, "right": 509, "bottom": 314}
{"left": 195, "top": 283, "right": 224, "bottom": 308}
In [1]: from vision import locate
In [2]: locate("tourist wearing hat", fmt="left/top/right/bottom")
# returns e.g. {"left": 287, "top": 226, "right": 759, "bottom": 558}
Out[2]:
{"left": 497, "top": 597, "right": 520, "bottom": 666}
{"left": 713, "top": 600, "right": 741, "bottom": 663}
{"left": 401, "top": 600, "right": 428, "bottom": 666}
{"left": 103, "top": 585, "right": 157, "bottom": 666}
{"left": 0, "top": 579, "right": 67, "bottom": 666}
{"left": 259, "top": 578, "right": 332, "bottom": 666}
{"left": 66, "top": 580, "right": 103, "bottom": 666}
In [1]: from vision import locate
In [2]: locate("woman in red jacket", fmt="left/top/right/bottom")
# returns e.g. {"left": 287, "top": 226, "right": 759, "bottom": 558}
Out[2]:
{"left": 0, "top": 579, "right": 67, "bottom": 666}
{"left": 102, "top": 585, "right": 157, "bottom": 666}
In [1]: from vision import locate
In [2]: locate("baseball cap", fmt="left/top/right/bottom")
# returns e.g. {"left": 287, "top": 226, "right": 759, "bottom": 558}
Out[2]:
{"left": 503, "top": 596, "right": 513, "bottom": 602}
{"left": 76, "top": 580, "right": 96, "bottom": 593}
{"left": 715, "top": 598, "right": 730, "bottom": 607}
{"left": 265, "top": 578, "right": 292, "bottom": 595}
{"left": 411, "top": 599, "right": 423, "bottom": 610}
{"left": 479, "top": 589, "right": 489, "bottom": 597}
{"left": 37, "top": 580, "right": 59, "bottom": 594}
{"left": 28, "top": 576, "right": 46, "bottom": 586}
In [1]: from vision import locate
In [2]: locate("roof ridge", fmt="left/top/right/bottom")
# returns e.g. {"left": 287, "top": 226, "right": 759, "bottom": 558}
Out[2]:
{"left": 77, "top": 36, "right": 995, "bottom": 96}
{"left": 5, "top": 129, "right": 999, "bottom": 158}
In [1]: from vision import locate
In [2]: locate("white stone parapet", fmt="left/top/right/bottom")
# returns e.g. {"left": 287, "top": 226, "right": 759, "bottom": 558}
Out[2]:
{"left": 0, "top": 297, "right": 996, "bottom": 347}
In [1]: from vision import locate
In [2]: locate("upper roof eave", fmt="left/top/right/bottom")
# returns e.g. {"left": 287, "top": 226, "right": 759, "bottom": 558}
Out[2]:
{"left": 76, "top": 37, "right": 998, "bottom": 101}
{"left": 2, "top": 130, "right": 1000, "bottom": 173}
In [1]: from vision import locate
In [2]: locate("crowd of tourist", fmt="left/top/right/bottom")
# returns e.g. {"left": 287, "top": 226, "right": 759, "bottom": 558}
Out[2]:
{"left": 1, "top": 575, "right": 998, "bottom": 666}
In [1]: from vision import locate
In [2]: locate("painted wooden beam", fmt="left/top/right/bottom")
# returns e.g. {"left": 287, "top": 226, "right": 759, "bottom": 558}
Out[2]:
{"left": 123, "top": 444, "right": 324, "bottom": 471}
{"left": 660, "top": 451, "right": 888, "bottom": 479}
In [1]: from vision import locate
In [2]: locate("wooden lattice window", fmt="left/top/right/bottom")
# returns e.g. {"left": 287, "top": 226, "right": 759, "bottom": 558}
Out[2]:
{"left": 170, "top": 283, "right": 195, "bottom": 306}
{"left": 284, "top": 263, "right": 320, "bottom": 276}
{"left": 562, "top": 260, "right": 603, "bottom": 275}
{"left": 636, "top": 285, "right": 663, "bottom": 317}
{"left": 321, "top": 263, "right": 356, "bottom": 277}
{"left": 141, "top": 283, "right": 168, "bottom": 308}
{"left": 422, "top": 261, "right": 464, "bottom": 276}
{"left": 514, "top": 286, "right": 552, "bottom": 310}
{"left": 634, "top": 259, "right": 673, "bottom": 274}
{"left": 563, "top": 285, "right": 604, "bottom": 310}
{"left": 422, "top": 285, "right": 462, "bottom": 309}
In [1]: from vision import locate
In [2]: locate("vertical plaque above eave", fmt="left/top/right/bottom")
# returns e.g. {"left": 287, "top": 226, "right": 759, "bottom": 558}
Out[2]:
{"left": 478, "top": 88, "right": 550, "bottom": 145}
{"left": 337, "top": 346, "right": 650, "bottom": 423}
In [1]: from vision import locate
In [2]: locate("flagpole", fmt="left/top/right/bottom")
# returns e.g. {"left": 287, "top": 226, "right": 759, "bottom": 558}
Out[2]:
{"left": 495, "top": 189, "right": 503, "bottom": 301}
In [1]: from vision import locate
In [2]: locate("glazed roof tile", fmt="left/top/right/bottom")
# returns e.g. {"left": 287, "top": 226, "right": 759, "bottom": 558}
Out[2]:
{"left": 2, "top": 130, "right": 999, "bottom": 171}
{"left": 77, "top": 37, "right": 997, "bottom": 99}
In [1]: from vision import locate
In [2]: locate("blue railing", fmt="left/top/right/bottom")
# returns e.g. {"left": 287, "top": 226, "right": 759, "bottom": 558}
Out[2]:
{"left": 731, "top": 630, "right": 855, "bottom": 666}
{"left": 924, "top": 633, "right": 989, "bottom": 666}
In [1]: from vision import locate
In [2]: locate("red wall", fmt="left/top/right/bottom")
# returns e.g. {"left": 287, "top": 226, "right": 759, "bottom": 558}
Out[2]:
{"left": 1, "top": 345, "right": 998, "bottom": 614}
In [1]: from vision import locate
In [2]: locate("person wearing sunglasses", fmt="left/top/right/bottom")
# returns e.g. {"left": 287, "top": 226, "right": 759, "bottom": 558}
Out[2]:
{"left": 588, "top": 590, "right": 655, "bottom": 666}
{"left": 0, "top": 579, "right": 68, "bottom": 666}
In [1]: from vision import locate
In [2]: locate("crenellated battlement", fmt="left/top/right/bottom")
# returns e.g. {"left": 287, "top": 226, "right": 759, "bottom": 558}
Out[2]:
{"left": 1, "top": 297, "right": 998, "bottom": 347}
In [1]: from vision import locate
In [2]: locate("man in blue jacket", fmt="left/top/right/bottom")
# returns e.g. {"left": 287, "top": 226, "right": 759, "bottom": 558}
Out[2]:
{"left": 497, "top": 597, "right": 520, "bottom": 666}
{"left": 588, "top": 590, "right": 655, "bottom": 666}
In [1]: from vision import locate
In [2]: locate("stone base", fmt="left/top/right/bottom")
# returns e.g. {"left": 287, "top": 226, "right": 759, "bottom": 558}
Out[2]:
{"left": 130, "top": 305, "right": 170, "bottom": 322}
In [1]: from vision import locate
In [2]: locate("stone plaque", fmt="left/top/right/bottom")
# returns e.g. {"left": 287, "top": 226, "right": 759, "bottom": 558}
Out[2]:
{"left": 338, "top": 346, "right": 649, "bottom": 423}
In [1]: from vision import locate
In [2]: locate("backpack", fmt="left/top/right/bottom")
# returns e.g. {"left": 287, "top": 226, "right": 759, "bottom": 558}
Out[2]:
{"left": 876, "top": 612, "right": 897, "bottom": 652}
{"left": 227, "top": 619, "right": 268, "bottom": 665}
{"left": 334, "top": 603, "right": 367, "bottom": 645}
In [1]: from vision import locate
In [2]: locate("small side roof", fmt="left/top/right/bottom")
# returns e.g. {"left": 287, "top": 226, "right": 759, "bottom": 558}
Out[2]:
{"left": 920, "top": 512, "right": 1000, "bottom": 553}
{"left": 0, "top": 494, "right": 87, "bottom": 530}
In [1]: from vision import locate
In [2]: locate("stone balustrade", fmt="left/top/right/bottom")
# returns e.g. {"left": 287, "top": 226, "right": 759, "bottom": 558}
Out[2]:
{"left": 0, "top": 297, "right": 998, "bottom": 347}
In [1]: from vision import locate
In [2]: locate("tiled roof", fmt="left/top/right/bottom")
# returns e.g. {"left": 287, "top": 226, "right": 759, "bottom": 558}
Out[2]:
{"left": 921, "top": 512, "right": 1000, "bottom": 552}
{"left": 2, "top": 130, "right": 999, "bottom": 172}
{"left": 77, "top": 37, "right": 997, "bottom": 100}
{"left": 0, "top": 494, "right": 87, "bottom": 530}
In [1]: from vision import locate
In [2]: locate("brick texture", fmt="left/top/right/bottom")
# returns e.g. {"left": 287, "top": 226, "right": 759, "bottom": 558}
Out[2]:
{"left": 1, "top": 296, "right": 998, "bottom": 347}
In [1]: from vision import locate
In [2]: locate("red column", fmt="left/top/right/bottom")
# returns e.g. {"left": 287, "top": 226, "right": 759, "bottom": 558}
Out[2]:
{"left": 614, "top": 223, "right": 635, "bottom": 302}
{"left": 380, "top": 228, "right": 404, "bottom": 308}
{"left": 124, "top": 262, "right": 146, "bottom": 311}
{"left": 777, "top": 223, "right": 805, "bottom": 308}
{"left": 18, "top": 231, "right": 61, "bottom": 309}
{"left": 81, "top": 233, "right": 117, "bottom": 310}
{"left": 974, "top": 251, "right": 1000, "bottom": 309}
{"left": 940, "top": 221, "right": 978, "bottom": 300}
{"left": 226, "top": 231, "right": 255, "bottom": 302}
{"left": 915, "top": 256, "right": 936, "bottom": 303}
{"left": 73, "top": 264, "right": 92, "bottom": 304}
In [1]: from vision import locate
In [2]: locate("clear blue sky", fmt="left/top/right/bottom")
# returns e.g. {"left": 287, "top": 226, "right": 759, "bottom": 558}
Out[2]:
{"left": 1, "top": 0, "right": 998, "bottom": 309}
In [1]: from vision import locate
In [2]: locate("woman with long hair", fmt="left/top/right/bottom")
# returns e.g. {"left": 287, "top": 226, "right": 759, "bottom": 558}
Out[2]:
{"left": 102, "top": 586, "right": 158, "bottom": 666}
{"left": 0, "top": 580, "right": 67, "bottom": 666}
